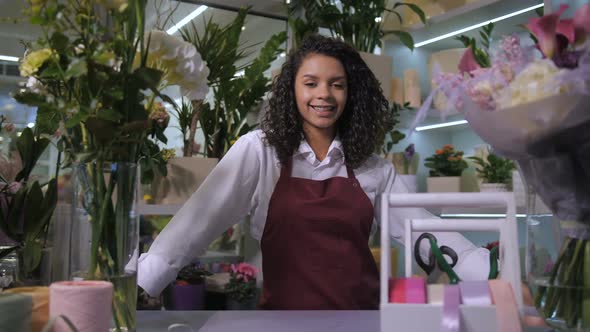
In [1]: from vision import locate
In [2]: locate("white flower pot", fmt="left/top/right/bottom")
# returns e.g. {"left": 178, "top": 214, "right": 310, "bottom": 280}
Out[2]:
{"left": 398, "top": 175, "right": 418, "bottom": 193}
{"left": 426, "top": 176, "right": 461, "bottom": 193}
{"left": 479, "top": 183, "right": 509, "bottom": 192}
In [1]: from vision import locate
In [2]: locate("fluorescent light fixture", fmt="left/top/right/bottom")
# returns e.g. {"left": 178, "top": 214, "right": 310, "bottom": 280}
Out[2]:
{"left": 440, "top": 213, "right": 527, "bottom": 218}
{"left": 415, "top": 4, "right": 544, "bottom": 48}
{"left": 415, "top": 120, "right": 467, "bottom": 131}
{"left": 27, "top": 122, "right": 35, "bottom": 128}
{"left": 280, "top": 52, "right": 286, "bottom": 57}
{"left": 234, "top": 70, "right": 245, "bottom": 77}
{"left": 0, "top": 55, "right": 19, "bottom": 62}
{"left": 166, "top": 5, "right": 208, "bottom": 35}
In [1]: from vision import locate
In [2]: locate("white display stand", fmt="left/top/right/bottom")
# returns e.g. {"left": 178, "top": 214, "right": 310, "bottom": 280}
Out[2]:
{"left": 379, "top": 192, "right": 522, "bottom": 332}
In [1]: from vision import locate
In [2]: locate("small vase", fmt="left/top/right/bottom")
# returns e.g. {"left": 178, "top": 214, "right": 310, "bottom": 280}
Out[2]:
{"left": 426, "top": 176, "right": 461, "bottom": 193}
{"left": 0, "top": 247, "right": 53, "bottom": 288}
{"left": 479, "top": 183, "right": 509, "bottom": 192}
{"left": 226, "top": 296, "right": 257, "bottom": 310}
{"left": 70, "top": 162, "right": 139, "bottom": 332}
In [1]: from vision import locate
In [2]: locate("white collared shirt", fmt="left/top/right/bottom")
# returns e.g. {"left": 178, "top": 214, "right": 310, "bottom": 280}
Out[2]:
{"left": 138, "top": 129, "right": 490, "bottom": 296}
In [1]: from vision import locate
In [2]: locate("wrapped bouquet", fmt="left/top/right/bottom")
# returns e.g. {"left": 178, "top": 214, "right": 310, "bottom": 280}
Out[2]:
{"left": 414, "top": 3, "right": 590, "bottom": 329}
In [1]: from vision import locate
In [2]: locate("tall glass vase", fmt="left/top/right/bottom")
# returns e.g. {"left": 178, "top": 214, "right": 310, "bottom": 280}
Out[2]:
{"left": 70, "top": 162, "right": 139, "bottom": 332}
{"left": 521, "top": 159, "right": 590, "bottom": 331}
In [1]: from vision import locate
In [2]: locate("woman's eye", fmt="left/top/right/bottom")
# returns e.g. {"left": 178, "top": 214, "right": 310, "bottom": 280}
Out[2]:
{"left": 333, "top": 83, "right": 344, "bottom": 89}
{"left": 304, "top": 82, "right": 316, "bottom": 87}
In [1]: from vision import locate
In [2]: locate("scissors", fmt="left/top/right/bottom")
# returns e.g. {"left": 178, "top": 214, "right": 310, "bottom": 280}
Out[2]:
{"left": 414, "top": 233, "right": 460, "bottom": 284}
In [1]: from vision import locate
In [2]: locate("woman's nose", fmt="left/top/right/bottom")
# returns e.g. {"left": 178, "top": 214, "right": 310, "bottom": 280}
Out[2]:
{"left": 316, "top": 83, "right": 332, "bottom": 99}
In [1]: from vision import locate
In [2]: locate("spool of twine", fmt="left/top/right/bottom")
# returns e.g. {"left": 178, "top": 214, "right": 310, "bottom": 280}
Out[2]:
{"left": 49, "top": 281, "right": 113, "bottom": 332}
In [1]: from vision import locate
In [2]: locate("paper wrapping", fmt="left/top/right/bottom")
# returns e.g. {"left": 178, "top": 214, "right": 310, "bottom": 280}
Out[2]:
{"left": 404, "top": 69, "right": 421, "bottom": 107}
{"left": 464, "top": 93, "right": 590, "bottom": 221}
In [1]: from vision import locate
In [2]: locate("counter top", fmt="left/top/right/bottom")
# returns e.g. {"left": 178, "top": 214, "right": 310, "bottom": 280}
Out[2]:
{"left": 137, "top": 310, "right": 551, "bottom": 332}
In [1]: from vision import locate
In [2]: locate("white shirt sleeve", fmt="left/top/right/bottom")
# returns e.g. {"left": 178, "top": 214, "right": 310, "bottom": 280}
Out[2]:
{"left": 137, "top": 135, "right": 261, "bottom": 296}
{"left": 378, "top": 162, "right": 490, "bottom": 280}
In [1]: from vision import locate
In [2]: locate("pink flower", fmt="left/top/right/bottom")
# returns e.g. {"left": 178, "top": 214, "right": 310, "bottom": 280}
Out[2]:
{"left": 458, "top": 48, "right": 481, "bottom": 75}
{"left": 2, "top": 123, "right": 15, "bottom": 134}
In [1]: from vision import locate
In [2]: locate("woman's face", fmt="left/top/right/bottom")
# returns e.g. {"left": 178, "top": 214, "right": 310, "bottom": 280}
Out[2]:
{"left": 294, "top": 53, "right": 347, "bottom": 137}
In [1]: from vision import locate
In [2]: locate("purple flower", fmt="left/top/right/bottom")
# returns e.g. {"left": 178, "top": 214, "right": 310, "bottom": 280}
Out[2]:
{"left": 404, "top": 144, "right": 415, "bottom": 161}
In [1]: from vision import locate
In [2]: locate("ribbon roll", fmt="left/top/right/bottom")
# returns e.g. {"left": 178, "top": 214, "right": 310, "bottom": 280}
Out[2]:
{"left": 389, "top": 278, "right": 406, "bottom": 303}
{"left": 406, "top": 277, "right": 426, "bottom": 304}
{"left": 459, "top": 281, "right": 491, "bottom": 306}
{"left": 488, "top": 279, "right": 523, "bottom": 332}
{"left": 441, "top": 285, "right": 461, "bottom": 332}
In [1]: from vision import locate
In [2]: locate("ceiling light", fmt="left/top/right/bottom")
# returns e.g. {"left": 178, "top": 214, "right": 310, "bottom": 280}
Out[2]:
{"left": 242, "top": 26, "right": 246, "bottom": 31}
{"left": 0, "top": 55, "right": 19, "bottom": 62}
{"left": 415, "top": 3, "right": 544, "bottom": 48}
{"left": 440, "top": 213, "right": 528, "bottom": 218}
{"left": 286, "top": 0, "right": 291, "bottom": 4}
{"left": 415, "top": 120, "right": 467, "bottom": 131}
{"left": 27, "top": 122, "right": 35, "bottom": 128}
{"left": 375, "top": 17, "right": 382, "bottom": 23}
{"left": 166, "top": 5, "right": 208, "bottom": 35}
{"left": 280, "top": 52, "right": 286, "bottom": 57}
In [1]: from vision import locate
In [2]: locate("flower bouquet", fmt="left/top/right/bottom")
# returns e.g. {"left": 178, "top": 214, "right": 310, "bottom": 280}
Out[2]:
{"left": 225, "top": 263, "right": 259, "bottom": 310}
{"left": 415, "top": 3, "right": 590, "bottom": 330}
{"left": 13, "top": 0, "right": 208, "bottom": 330}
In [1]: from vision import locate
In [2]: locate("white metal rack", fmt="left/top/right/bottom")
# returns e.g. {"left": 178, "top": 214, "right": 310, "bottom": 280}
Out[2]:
{"left": 379, "top": 192, "right": 522, "bottom": 331}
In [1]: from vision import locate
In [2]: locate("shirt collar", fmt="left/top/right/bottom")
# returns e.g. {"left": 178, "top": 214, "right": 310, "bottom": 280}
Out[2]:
{"left": 294, "top": 135, "right": 345, "bottom": 161}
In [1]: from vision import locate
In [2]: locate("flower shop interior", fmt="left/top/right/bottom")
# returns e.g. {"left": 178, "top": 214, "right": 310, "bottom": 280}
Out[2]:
{"left": 1, "top": 0, "right": 589, "bottom": 331}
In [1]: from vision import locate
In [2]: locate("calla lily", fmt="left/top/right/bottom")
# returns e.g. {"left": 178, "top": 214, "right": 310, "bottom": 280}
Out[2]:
{"left": 525, "top": 4, "right": 567, "bottom": 59}
{"left": 573, "top": 3, "right": 590, "bottom": 44}
{"left": 458, "top": 47, "right": 481, "bottom": 75}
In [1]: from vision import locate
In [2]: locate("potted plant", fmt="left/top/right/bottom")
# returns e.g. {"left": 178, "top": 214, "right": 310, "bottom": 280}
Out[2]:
{"left": 163, "top": 263, "right": 212, "bottom": 311}
{"left": 225, "top": 263, "right": 259, "bottom": 310}
{"left": 391, "top": 143, "right": 420, "bottom": 193}
{"left": 424, "top": 144, "right": 468, "bottom": 192}
{"left": 469, "top": 151, "right": 515, "bottom": 192}
{"left": 0, "top": 116, "right": 58, "bottom": 287}
{"left": 180, "top": 7, "right": 287, "bottom": 160}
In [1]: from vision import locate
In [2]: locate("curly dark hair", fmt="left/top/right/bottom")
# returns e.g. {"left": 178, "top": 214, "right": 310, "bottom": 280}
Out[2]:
{"left": 261, "top": 34, "right": 394, "bottom": 169}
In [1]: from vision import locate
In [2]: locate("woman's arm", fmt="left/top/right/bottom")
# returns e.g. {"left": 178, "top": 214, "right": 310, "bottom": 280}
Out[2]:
{"left": 138, "top": 134, "right": 261, "bottom": 296}
{"left": 378, "top": 162, "right": 490, "bottom": 280}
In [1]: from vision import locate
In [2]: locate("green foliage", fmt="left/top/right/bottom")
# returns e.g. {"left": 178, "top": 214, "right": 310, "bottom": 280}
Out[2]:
{"left": 176, "top": 263, "right": 212, "bottom": 285}
{"left": 289, "top": 0, "right": 426, "bottom": 52}
{"left": 469, "top": 152, "right": 515, "bottom": 184}
{"left": 225, "top": 272, "right": 257, "bottom": 302}
{"left": 454, "top": 22, "right": 494, "bottom": 68}
{"left": 377, "top": 102, "right": 412, "bottom": 156}
{"left": 180, "top": 8, "right": 288, "bottom": 159}
{"left": 424, "top": 144, "right": 468, "bottom": 177}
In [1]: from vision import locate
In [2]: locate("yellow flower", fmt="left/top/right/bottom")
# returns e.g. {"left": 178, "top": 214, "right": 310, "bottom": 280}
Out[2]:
{"left": 161, "top": 148, "right": 176, "bottom": 162}
{"left": 97, "top": 0, "right": 128, "bottom": 12}
{"left": 20, "top": 48, "right": 54, "bottom": 77}
{"left": 29, "top": 0, "right": 48, "bottom": 16}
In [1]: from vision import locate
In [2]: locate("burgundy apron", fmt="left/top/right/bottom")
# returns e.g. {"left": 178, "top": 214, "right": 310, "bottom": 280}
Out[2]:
{"left": 259, "top": 158, "right": 380, "bottom": 310}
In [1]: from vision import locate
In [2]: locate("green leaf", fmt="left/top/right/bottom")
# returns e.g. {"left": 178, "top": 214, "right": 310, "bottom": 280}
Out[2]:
{"left": 6, "top": 186, "right": 27, "bottom": 239}
{"left": 65, "top": 59, "right": 87, "bottom": 79}
{"left": 393, "top": 2, "right": 427, "bottom": 24}
{"left": 133, "top": 67, "right": 164, "bottom": 90}
{"left": 65, "top": 111, "right": 89, "bottom": 128}
{"left": 96, "top": 109, "right": 122, "bottom": 122}
{"left": 24, "top": 181, "right": 43, "bottom": 239}
{"left": 50, "top": 32, "right": 69, "bottom": 53}
{"left": 383, "top": 30, "right": 414, "bottom": 51}
{"left": 22, "top": 240, "right": 42, "bottom": 274}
